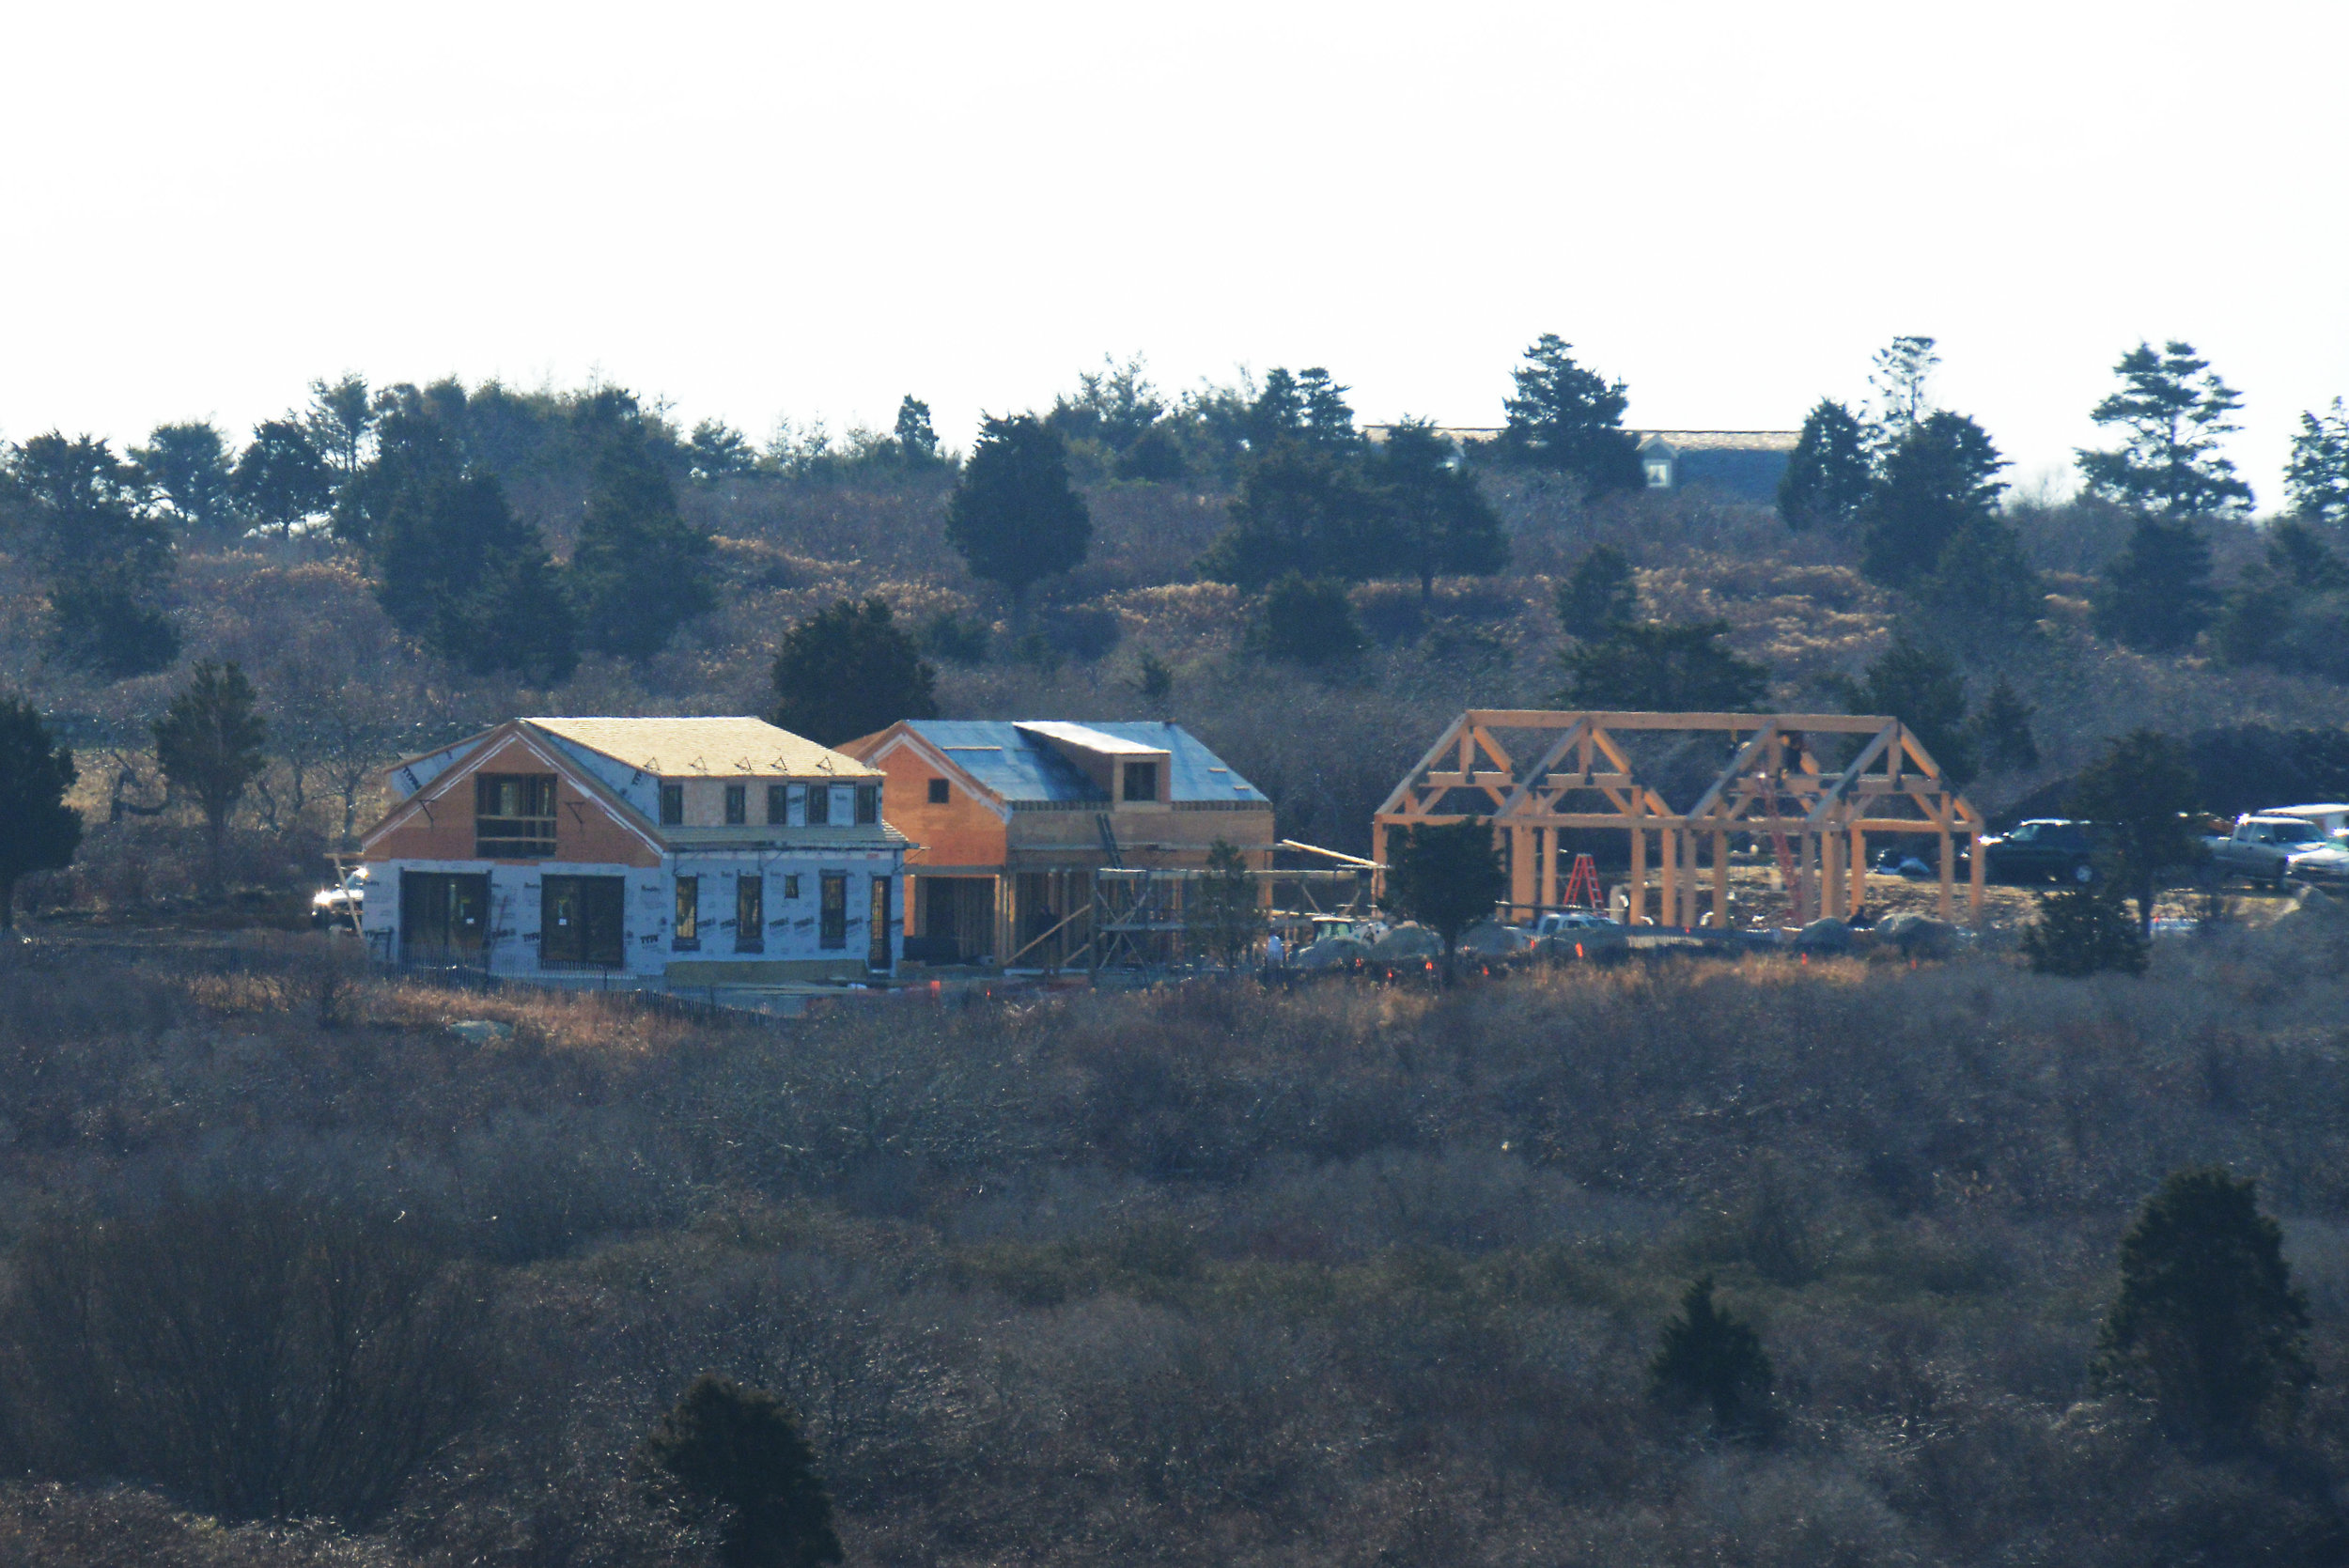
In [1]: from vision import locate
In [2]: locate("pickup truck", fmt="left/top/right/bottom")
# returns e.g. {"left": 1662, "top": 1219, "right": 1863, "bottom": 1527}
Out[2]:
{"left": 2209, "top": 815, "right": 2349, "bottom": 890}
{"left": 310, "top": 865, "right": 369, "bottom": 929}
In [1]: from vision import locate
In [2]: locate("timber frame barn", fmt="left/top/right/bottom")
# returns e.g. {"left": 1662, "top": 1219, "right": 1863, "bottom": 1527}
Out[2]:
{"left": 1373, "top": 710, "right": 1988, "bottom": 928}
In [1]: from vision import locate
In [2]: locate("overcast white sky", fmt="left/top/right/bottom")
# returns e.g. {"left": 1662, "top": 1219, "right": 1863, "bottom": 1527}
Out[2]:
{"left": 4, "top": 2, "right": 2343, "bottom": 503}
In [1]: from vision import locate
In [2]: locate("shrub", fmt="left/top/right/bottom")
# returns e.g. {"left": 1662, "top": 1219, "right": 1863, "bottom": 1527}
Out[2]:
{"left": 2021, "top": 883, "right": 2149, "bottom": 975}
{"left": 1252, "top": 573, "right": 1364, "bottom": 665}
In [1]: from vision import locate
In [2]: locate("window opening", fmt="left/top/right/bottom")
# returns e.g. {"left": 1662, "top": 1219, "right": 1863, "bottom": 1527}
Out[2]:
{"left": 736, "top": 874, "right": 764, "bottom": 952}
{"left": 806, "top": 785, "right": 831, "bottom": 826}
{"left": 724, "top": 784, "right": 746, "bottom": 825}
{"left": 1122, "top": 761, "right": 1158, "bottom": 803}
{"left": 927, "top": 778, "right": 950, "bottom": 804}
{"left": 674, "top": 875, "right": 698, "bottom": 945}
{"left": 819, "top": 872, "right": 847, "bottom": 948}
{"left": 660, "top": 783, "right": 684, "bottom": 826}
{"left": 767, "top": 784, "right": 789, "bottom": 824}
{"left": 855, "top": 784, "right": 879, "bottom": 824}
{"left": 476, "top": 773, "right": 557, "bottom": 857}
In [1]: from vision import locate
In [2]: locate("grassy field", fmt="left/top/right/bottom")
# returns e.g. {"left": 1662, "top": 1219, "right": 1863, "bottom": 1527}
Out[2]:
{"left": 2, "top": 910, "right": 2347, "bottom": 1565}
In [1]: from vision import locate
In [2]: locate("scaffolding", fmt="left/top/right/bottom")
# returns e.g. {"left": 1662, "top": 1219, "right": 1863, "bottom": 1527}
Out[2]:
{"left": 1373, "top": 709, "right": 1986, "bottom": 928}
{"left": 1087, "top": 866, "right": 1376, "bottom": 976}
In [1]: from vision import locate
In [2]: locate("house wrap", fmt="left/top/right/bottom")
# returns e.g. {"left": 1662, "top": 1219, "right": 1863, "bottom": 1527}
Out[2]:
{"left": 360, "top": 716, "right": 907, "bottom": 982}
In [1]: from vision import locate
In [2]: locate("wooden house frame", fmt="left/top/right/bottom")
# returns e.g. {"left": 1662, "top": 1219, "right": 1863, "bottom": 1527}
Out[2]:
{"left": 1373, "top": 709, "right": 1986, "bottom": 927}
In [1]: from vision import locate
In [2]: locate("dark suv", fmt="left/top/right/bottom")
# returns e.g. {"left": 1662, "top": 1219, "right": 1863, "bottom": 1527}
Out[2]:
{"left": 1976, "top": 819, "right": 2101, "bottom": 885}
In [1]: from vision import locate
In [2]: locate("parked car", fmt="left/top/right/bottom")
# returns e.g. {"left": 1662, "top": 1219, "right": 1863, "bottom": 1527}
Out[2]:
{"left": 1533, "top": 910, "right": 1621, "bottom": 937}
{"left": 310, "top": 864, "right": 368, "bottom": 929}
{"left": 2209, "top": 815, "right": 2349, "bottom": 890}
{"left": 1974, "top": 819, "right": 2103, "bottom": 885}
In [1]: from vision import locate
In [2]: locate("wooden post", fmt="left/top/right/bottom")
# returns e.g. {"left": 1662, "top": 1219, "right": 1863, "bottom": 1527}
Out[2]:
{"left": 1937, "top": 820, "right": 1955, "bottom": 923}
{"left": 1370, "top": 821, "right": 1389, "bottom": 905}
{"left": 1510, "top": 824, "right": 1535, "bottom": 923}
{"left": 1541, "top": 826, "right": 1559, "bottom": 912}
{"left": 1799, "top": 833, "right": 1816, "bottom": 926}
{"left": 1660, "top": 826, "right": 1679, "bottom": 929}
{"left": 1628, "top": 822, "right": 1647, "bottom": 925}
{"left": 1713, "top": 830, "right": 1730, "bottom": 928}
{"left": 1968, "top": 823, "right": 1985, "bottom": 925}
{"left": 1849, "top": 825, "right": 1866, "bottom": 919}
{"left": 1822, "top": 830, "right": 1843, "bottom": 920}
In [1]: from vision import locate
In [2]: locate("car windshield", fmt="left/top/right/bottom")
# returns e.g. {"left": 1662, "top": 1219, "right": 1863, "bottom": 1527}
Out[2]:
{"left": 2270, "top": 823, "right": 2323, "bottom": 844}
{"left": 2006, "top": 824, "right": 2038, "bottom": 842}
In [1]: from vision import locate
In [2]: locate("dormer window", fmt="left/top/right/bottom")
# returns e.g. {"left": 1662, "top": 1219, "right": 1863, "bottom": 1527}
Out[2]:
{"left": 855, "top": 784, "right": 879, "bottom": 824}
{"left": 767, "top": 784, "right": 789, "bottom": 825}
{"left": 724, "top": 784, "right": 746, "bottom": 825}
{"left": 660, "top": 783, "right": 684, "bottom": 826}
{"left": 1122, "top": 761, "right": 1159, "bottom": 802}
{"left": 1644, "top": 458, "right": 1672, "bottom": 489}
{"left": 806, "top": 784, "right": 830, "bottom": 826}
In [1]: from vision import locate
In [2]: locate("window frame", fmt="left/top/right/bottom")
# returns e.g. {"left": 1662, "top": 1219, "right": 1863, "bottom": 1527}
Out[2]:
{"left": 767, "top": 784, "right": 789, "bottom": 825}
{"left": 736, "top": 873, "right": 764, "bottom": 953}
{"left": 1122, "top": 760, "right": 1158, "bottom": 803}
{"left": 805, "top": 784, "right": 831, "bottom": 826}
{"left": 854, "top": 784, "right": 879, "bottom": 824}
{"left": 660, "top": 783, "right": 684, "bottom": 827}
{"left": 475, "top": 772, "right": 558, "bottom": 858}
{"left": 724, "top": 784, "right": 747, "bottom": 825}
{"left": 818, "top": 871, "right": 847, "bottom": 949}
{"left": 926, "top": 777, "right": 951, "bottom": 805}
{"left": 674, "top": 874, "right": 699, "bottom": 947}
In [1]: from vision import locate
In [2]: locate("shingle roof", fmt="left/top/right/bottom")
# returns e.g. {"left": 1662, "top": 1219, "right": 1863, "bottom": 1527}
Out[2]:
{"left": 901, "top": 721, "right": 1268, "bottom": 804}
{"left": 522, "top": 717, "right": 877, "bottom": 779}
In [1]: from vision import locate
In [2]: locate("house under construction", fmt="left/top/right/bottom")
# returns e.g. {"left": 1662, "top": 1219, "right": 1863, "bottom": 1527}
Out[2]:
{"left": 1374, "top": 709, "right": 1987, "bottom": 927}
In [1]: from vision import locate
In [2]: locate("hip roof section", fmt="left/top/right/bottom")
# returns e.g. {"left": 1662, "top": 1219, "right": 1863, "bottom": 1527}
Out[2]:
{"left": 523, "top": 716, "right": 878, "bottom": 780}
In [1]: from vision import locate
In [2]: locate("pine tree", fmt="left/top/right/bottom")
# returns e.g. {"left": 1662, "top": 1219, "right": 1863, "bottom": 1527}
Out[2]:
{"left": 1778, "top": 398, "right": 1872, "bottom": 532}
{"left": 2093, "top": 1169, "right": 2310, "bottom": 1448}
{"left": 1968, "top": 676, "right": 2040, "bottom": 773}
{"left": 892, "top": 395, "right": 942, "bottom": 464}
{"left": 1554, "top": 545, "right": 1639, "bottom": 641}
{"left": 132, "top": 421, "right": 240, "bottom": 539}
{"left": 1497, "top": 334, "right": 1643, "bottom": 497}
{"left": 2077, "top": 342, "right": 2254, "bottom": 519}
{"left": 687, "top": 419, "right": 759, "bottom": 482}
{"left": 1373, "top": 420, "right": 1506, "bottom": 597}
{"left": 2092, "top": 518, "right": 2217, "bottom": 653}
{"left": 0, "top": 696, "right": 81, "bottom": 932}
{"left": 9, "top": 432, "right": 180, "bottom": 679}
{"left": 1386, "top": 818, "right": 1506, "bottom": 983}
{"left": 1866, "top": 335, "right": 1941, "bottom": 452}
{"left": 1839, "top": 637, "right": 1977, "bottom": 785}
{"left": 2069, "top": 728, "right": 2204, "bottom": 936}
{"left": 944, "top": 414, "right": 1091, "bottom": 604}
{"left": 770, "top": 598, "right": 938, "bottom": 746}
{"left": 1555, "top": 622, "right": 1767, "bottom": 712}
{"left": 1649, "top": 1277, "right": 1774, "bottom": 1434}
{"left": 230, "top": 419, "right": 335, "bottom": 537}
{"left": 153, "top": 660, "right": 267, "bottom": 898}
{"left": 1860, "top": 411, "right": 2009, "bottom": 591}
{"left": 304, "top": 373, "right": 378, "bottom": 490}
{"left": 1194, "top": 839, "right": 1264, "bottom": 967}
{"left": 375, "top": 473, "right": 576, "bottom": 684}
{"left": 569, "top": 432, "right": 715, "bottom": 661}
{"left": 2284, "top": 398, "right": 2349, "bottom": 529}
{"left": 641, "top": 1375, "right": 844, "bottom": 1568}
{"left": 1252, "top": 573, "right": 1364, "bottom": 665}
{"left": 2020, "top": 883, "right": 2148, "bottom": 976}
{"left": 1201, "top": 442, "right": 1390, "bottom": 589}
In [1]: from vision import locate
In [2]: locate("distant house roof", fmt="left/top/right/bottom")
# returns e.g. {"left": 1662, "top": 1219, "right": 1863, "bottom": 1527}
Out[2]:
{"left": 895, "top": 721, "right": 1269, "bottom": 804}
{"left": 1637, "top": 429, "right": 1800, "bottom": 454}
{"left": 521, "top": 716, "right": 876, "bottom": 779}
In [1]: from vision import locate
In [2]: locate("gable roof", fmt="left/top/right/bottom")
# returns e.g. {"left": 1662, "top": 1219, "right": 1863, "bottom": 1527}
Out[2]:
{"left": 521, "top": 716, "right": 876, "bottom": 779}
{"left": 890, "top": 720, "right": 1268, "bottom": 805}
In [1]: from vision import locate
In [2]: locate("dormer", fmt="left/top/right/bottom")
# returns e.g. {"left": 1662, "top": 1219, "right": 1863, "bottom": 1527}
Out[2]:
{"left": 1013, "top": 722, "right": 1172, "bottom": 811}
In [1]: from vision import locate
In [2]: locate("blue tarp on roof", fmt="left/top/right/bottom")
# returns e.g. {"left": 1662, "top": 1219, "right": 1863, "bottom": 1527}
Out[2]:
{"left": 901, "top": 721, "right": 1268, "bottom": 804}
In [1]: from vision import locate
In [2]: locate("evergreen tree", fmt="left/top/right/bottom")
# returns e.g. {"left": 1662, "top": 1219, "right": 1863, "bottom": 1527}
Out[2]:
{"left": 2020, "top": 883, "right": 2148, "bottom": 976}
{"left": 1373, "top": 419, "right": 1505, "bottom": 597}
{"left": 1386, "top": 817, "right": 1506, "bottom": 983}
{"left": 1920, "top": 512, "right": 2044, "bottom": 629}
{"left": 304, "top": 373, "right": 377, "bottom": 489}
{"left": 1650, "top": 1277, "right": 1774, "bottom": 1434}
{"left": 2093, "top": 1169, "right": 2310, "bottom": 1448}
{"left": 944, "top": 414, "right": 1091, "bottom": 604}
{"left": 8, "top": 432, "right": 180, "bottom": 679}
{"left": 231, "top": 418, "right": 335, "bottom": 537}
{"left": 1200, "top": 441, "right": 1390, "bottom": 588}
{"left": 641, "top": 1374, "right": 844, "bottom": 1568}
{"left": 1860, "top": 411, "right": 2009, "bottom": 591}
{"left": 2077, "top": 342, "right": 2254, "bottom": 519}
{"left": 132, "top": 421, "right": 239, "bottom": 539}
{"left": 2284, "top": 397, "right": 2349, "bottom": 530}
{"left": 1048, "top": 355, "right": 1169, "bottom": 456}
{"left": 2069, "top": 728, "right": 2204, "bottom": 936}
{"left": 375, "top": 474, "right": 576, "bottom": 684}
{"left": 2211, "top": 521, "right": 2349, "bottom": 681}
{"left": 1252, "top": 573, "right": 1364, "bottom": 665}
{"left": 892, "top": 395, "right": 942, "bottom": 464}
{"left": 569, "top": 431, "right": 715, "bottom": 660}
{"left": 1498, "top": 334, "right": 1642, "bottom": 497}
{"left": 770, "top": 597, "right": 938, "bottom": 746}
{"left": 688, "top": 419, "right": 759, "bottom": 482}
{"left": 1838, "top": 637, "right": 1977, "bottom": 785}
{"left": 1866, "top": 335, "right": 1941, "bottom": 451}
{"left": 1554, "top": 545, "right": 1639, "bottom": 641}
{"left": 1243, "top": 367, "right": 1360, "bottom": 454}
{"left": 153, "top": 660, "right": 267, "bottom": 898}
{"left": 1555, "top": 621, "right": 1768, "bottom": 712}
{"left": 2091, "top": 518, "right": 2217, "bottom": 653}
{"left": 1194, "top": 838, "right": 1264, "bottom": 967}
{"left": 1968, "top": 675, "right": 2040, "bottom": 773}
{"left": 1778, "top": 397, "right": 1872, "bottom": 532}
{"left": 0, "top": 696, "right": 81, "bottom": 933}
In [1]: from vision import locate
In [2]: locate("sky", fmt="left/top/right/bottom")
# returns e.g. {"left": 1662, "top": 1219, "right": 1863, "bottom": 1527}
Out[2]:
{"left": 4, "top": 1, "right": 2344, "bottom": 504}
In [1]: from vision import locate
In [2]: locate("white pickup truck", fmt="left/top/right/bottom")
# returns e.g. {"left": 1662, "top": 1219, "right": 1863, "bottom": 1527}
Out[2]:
{"left": 2208, "top": 816, "right": 2349, "bottom": 890}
